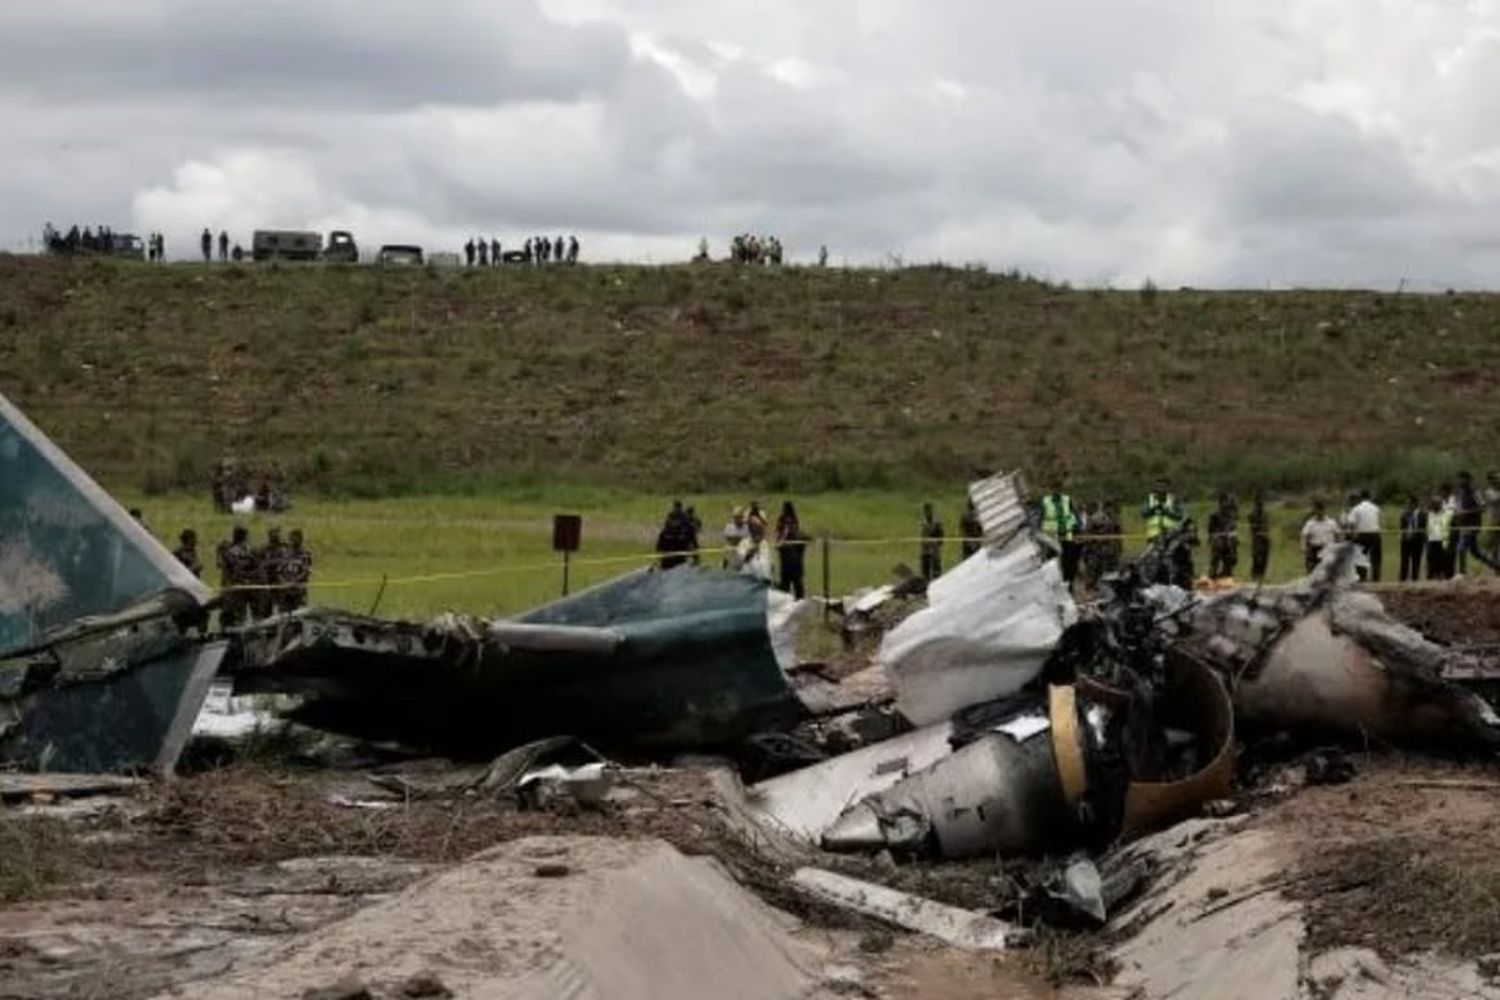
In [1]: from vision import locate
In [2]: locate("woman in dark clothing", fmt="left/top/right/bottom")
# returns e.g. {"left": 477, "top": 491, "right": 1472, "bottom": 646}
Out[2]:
{"left": 775, "top": 501, "right": 807, "bottom": 598}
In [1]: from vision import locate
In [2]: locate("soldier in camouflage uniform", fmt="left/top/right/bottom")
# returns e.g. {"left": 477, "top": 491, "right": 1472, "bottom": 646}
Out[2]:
{"left": 1206, "top": 492, "right": 1239, "bottom": 580}
{"left": 216, "top": 526, "right": 253, "bottom": 627}
{"left": 1082, "top": 500, "right": 1123, "bottom": 585}
{"left": 172, "top": 528, "right": 203, "bottom": 577}
{"left": 279, "top": 529, "right": 313, "bottom": 612}
{"left": 254, "top": 527, "right": 289, "bottom": 618}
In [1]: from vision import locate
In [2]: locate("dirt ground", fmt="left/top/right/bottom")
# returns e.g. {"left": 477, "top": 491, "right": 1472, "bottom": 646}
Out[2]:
{"left": 9, "top": 563, "right": 1500, "bottom": 999}
{"left": 7, "top": 752, "right": 1500, "bottom": 998}
{"left": 1268, "top": 754, "right": 1500, "bottom": 962}
{"left": 0, "top": 761, "right": 1102, "bottom": 1000}
{"left": 1377, "top": 579, "right": 1500, "bottom": 646}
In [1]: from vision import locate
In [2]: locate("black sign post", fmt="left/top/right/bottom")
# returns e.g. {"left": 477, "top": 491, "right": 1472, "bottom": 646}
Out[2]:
{"left": 552, "top": 514, "right": 583, "bottom": 596}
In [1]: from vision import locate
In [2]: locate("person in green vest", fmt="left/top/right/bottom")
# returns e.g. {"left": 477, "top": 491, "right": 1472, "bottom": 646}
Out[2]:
{"left": 1141, "top": 478, "right": 1184, "bottom": 545}
{"left": 1039, "top": 479, "right": 1081, "bottom": 584}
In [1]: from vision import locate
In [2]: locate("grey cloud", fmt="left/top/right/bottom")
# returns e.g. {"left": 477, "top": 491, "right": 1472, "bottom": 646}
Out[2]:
{"left": 3, "top": 0, "right": 1500, "bottom": 286}
{"left": 0, "top": 1, "right": 630, "bottom": 110}
{"left": 1220, "top": 103, "right": 1432, "bottom": 224}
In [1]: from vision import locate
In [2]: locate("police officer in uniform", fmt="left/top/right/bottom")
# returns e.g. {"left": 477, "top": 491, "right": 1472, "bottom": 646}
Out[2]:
{"left": 1039, "top": 481, "right": 1080, "bottom": 584}
{"left": 1141, "top": 478, "right": 1184, "bottom": 547}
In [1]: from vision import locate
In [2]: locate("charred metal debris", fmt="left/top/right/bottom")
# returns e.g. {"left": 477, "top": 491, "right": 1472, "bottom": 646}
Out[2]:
{"left": 7, "top": 388, "right": 1500, "bottom": 935}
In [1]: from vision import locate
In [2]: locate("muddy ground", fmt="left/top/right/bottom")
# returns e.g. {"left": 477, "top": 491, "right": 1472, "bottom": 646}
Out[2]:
{"left": 1377, "top": 579, "right": 1500, "bottom": 646}
{"left": 2, "top": 580, "right": 1498, "bottom": 998}
{"left": 5, "top": 751, "right": 1500, "bottom": 999}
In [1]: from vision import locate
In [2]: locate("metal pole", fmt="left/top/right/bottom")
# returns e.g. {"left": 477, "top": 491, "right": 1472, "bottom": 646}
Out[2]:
{"left": 822, "top": 537, "right": 832, "bottom": 619}
{"left": 562, "top": 550, "right": 571, "bottom": 597}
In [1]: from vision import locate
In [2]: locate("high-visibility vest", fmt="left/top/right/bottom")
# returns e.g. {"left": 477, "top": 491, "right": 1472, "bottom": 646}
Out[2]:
{"left": 1042, "top": 494, "right": 1075, "bottom": 541}
{"left": 1143, "top": 493, "right": 1181, "bottom": 540}
{"left": 1428, "top": 509, "right": 1452, "bottom": 543}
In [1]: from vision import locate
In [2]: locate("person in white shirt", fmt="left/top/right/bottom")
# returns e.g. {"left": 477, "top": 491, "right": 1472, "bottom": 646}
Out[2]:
{"left": 1300, "top": 500, "right": 1342, "bottom": 573}
{"left": 739, "top": 516, "right": 773, "bottom": 582}
{"left": 1347, "top": 490, "right": 1382, "bottom": 582}
{"left": 722, "top": 507, "right": 748, "bottom": 570}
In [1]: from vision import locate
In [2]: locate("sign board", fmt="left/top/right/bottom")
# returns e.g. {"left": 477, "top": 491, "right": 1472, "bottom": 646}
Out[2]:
{"left": 553, "top": 514, "right": 583, "bottom": 553}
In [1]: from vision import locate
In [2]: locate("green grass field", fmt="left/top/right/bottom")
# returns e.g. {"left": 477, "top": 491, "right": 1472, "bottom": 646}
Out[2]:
{"left": 3, "top": 255, "right": 1499, "bottom": 506}
{"left": 119, "top": 487, "right": 1324, "bottom": 619}
{"left": 5, "top": 254, "right": 1491, "bottom": 617}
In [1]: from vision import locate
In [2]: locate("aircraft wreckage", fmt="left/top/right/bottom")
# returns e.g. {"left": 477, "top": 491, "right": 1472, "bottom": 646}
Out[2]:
{"left": 3, "top": 389, "right": 1499, "bottom": 862}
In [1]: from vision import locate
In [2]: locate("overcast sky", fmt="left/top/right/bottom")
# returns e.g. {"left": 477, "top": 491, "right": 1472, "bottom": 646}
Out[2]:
{"left": 4, "top": 0, "right": 1500, "bottom": 287}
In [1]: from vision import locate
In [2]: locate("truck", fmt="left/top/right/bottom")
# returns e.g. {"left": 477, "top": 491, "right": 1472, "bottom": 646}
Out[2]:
{"left": 252, "top": 230, "right": 321, "bottom": 262}
{"left": 323, "top": 230, "right": 358, "bottom": 263}
{"left": 109, "top": 234, "right": 146, "bottom": 261}
{"left": 250, "top": 229, "right": 360, "bottom": 263}
{"left": 376, "top": 244, "right": 424, "bottom": 266}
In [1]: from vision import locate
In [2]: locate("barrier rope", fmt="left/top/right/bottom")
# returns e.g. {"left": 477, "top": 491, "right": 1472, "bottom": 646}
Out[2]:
{"left": 211, "top": 523, "right": 1500, "bottom": 595}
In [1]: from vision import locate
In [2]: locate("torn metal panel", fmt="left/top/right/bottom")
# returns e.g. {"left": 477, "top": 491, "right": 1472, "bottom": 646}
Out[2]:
{"left": 877, "top": 531, "right": 1077, "bottom": 727}
{"left": 230, "top": 567, "right": 835, "bottom": 754}
{"left": 789, "top": 868, "right": 1021, "bottom": 950}
{"left": 1, "top": 637, "right": 224, "bottom": 774}
{"left": 1175, "top": 545, "right": 1500, "bottom": 747}
{"left": 0, "top": 392, "right": 208, "bottom": 655}
{"left": 967, "top": 469, "right": 1031, "bottom": 549}
{"left": 748, "top": 722, "right": 956, "bottom": 841}
{"left": 822, "top": 711, "right": 1078, "bottom": 857}
{"left": 0, "top": 390, "right": 219, "bottom": 774}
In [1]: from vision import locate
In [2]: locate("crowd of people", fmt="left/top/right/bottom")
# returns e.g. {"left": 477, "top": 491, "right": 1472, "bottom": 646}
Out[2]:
{"left": 42, "top": 223, "right": 164, "bottom": 259}
{"left": 463, "top": 234, "right": 580, "bottom": 267}
{"left": 1025, "top": 470, "right": 1500, "bottom": 591}
{"left": 212, "top": 458, "right": 291, "bottom": 514}
{"left": 208, "top": 524, "right": 314, "bottom": 625}
{"left": 1297, "top": 473, "right": 1500, "bottom": 582}
{"left": 199, "top": 228, "right": 247, "bottom": 262}
{"left": 655, "top": 499, "right": 810, "bottom": 598}
{"left": 730, "top": 234, "right": 784, "bottom": 265}
{"left": 127, "top": 509, "right": 313, "bottom": 626}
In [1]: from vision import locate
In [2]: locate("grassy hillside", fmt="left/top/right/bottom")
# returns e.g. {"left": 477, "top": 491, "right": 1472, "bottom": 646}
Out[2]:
{"left": 1, "top": 255, "right": 1497, "bottom": 501}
